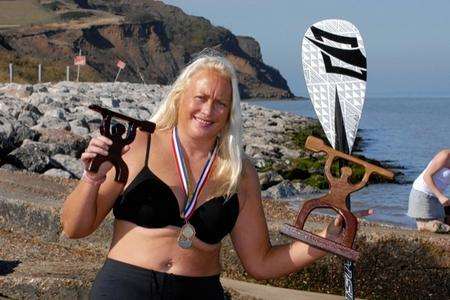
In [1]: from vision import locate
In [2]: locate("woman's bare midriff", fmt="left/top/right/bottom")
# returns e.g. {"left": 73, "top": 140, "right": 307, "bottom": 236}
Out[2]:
{"left": 107, "top": 219, "right": 222, "bottom": 276}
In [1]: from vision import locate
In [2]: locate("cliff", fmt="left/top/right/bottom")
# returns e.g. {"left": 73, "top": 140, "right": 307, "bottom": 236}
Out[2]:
{"left": 0, "top": 0, "right": 294, "bottom": 99}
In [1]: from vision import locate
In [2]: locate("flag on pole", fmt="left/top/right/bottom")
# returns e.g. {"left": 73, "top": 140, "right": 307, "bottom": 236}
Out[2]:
{"left": 114, "top": 59, "right": 126, "bottom": 82}
{"left": 116, "top": 59, "right": 126, "bottom": 69}
{"left": 74, "top": 56, "right": 86, "bottom": 66}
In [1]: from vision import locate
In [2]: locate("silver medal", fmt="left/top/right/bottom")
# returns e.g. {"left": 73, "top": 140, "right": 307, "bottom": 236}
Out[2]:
{"left": 178, "top": 237, "right": 192, "bottom": 249}
{"left": 177, "top": 223, "right": 196, "bottom": 249}
{"left": 181, "top": 223, "right": 196, "bottom": 239}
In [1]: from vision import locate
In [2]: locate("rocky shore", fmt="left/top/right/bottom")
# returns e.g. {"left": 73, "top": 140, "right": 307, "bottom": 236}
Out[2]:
{"left": 0, "top": 82, "right": 447, "bottom": 299}
{"left": 0, "top": 82, "right": 323, "bottom": 198}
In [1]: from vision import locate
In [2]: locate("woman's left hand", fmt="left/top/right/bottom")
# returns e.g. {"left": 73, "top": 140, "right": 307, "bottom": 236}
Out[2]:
{"left": 319, "top": 209, "right": 374, "bottom": 241}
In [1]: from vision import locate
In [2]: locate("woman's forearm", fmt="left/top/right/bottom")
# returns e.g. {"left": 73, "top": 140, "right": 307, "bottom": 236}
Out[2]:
{"left": 60, "top": 180, "right": 100, "bottom": 238}
{"left": 251, "top": 240, "right": 327, "bottom": 280}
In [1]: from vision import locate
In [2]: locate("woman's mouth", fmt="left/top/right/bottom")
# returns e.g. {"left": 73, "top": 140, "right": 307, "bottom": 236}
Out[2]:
{"left": 194, "top": 116, "right": 213, "bottom": 127}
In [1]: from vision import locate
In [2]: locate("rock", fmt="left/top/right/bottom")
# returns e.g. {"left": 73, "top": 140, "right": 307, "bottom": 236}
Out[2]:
{"left": 100, "top": 97, "right": 120, "bottom": 108}
{"left": 43, "top": 168, "right": 73, "bottom": 178}
{"left": 292, "top": 181, "right": 322, "bottom": 194}
{"left": 5, "top": 142, "right": 52, "bottom": 172}
{"left": 0, "top": 164, "right": 19, "bottom": 171}
{"left": 51, "top": 154, "right": 83, "bottom": 179}
{"left": 33, "top": 116, "right": 71, "bottom": 131}
{"left": 0, "top": 96, "right": 23, "bottom": 117}
{"left": 70, "top": 125, "right": 90, "bottom": 136}
{"left": 38, "top": 86, "right": 49, "bottom": 93}
{"left": 11, "top": 123, "right": 40, "bottom": 145}
{"left": 36, "top": 128, "right": 89, "bottom": 157}
{"left": 43, "top": 108, "right": 67, "bottom": 120}
{"left": 261, "top": 180, "right": 300, "bottom": 200}
{"left": 258, "top": 170, "right": 283, "bottom": 189}
{"left": 0, "top": 115, "right": 17, "bottom": 156}
{"left": 236, "top": 36, "right": 262, "bottom": 61}
{"left": 17, "top": 103, "right": 43, "bottom": 127}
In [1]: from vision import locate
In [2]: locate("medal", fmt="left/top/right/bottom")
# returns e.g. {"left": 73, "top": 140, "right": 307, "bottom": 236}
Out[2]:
{"left": 172, "top": 127, "right": 218, "bottom": 249}
{"left": 177, "top": 237, "right": 192, "bottom": 249}
{"left": 177, "top": 222, "right": 196, "bottom": 249}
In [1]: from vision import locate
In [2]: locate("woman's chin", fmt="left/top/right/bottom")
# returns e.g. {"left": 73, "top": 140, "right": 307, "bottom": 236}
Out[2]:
{"left": 190, "top": 124, "right": 218, "bottom": 140}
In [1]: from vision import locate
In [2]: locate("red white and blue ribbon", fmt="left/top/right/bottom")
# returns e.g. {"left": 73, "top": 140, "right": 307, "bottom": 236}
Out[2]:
{"left": 171, "top": 127, "right": 218, "bottom": 220}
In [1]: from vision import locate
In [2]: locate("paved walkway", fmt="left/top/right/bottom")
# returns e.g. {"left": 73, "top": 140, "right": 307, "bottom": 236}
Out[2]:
{"left": 221, "top": 278, "right": 354, "bottom": 300}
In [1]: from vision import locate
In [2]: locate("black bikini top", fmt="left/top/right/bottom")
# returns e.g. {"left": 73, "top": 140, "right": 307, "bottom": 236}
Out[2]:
{"left": 113, "top": 133, "right": 240, "bottom": 245}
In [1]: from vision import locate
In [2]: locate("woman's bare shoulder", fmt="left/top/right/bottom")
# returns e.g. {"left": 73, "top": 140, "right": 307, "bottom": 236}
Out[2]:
{"left": 433, "top": 149, "right": 450, "bottom": 162}
{"left": 126, "top": 128, "right": 147, "bottom": 152}
{"left": 426, "top": 149, "right": 450, "bottom": 171}
{"left": 239, "top": 156, "right": 260, "bottom": 194}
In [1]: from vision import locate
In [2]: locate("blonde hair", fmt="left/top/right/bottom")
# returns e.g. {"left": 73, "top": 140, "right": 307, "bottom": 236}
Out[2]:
{"left": 151, "top": 55, "right": 243, "bottom": 197}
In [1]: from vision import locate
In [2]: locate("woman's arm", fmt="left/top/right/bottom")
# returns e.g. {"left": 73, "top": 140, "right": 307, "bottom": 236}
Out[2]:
{"left": 61, "top": 166, "right": 124, "bottom": 238}
{"left": 60, "top": 133, "right": 139, "bottom": 238}
{"left": 423, "top": 150, "right": 450, "bottom": 206}
{"left": 230, "top": 159, "right": 331, "bottom": 280}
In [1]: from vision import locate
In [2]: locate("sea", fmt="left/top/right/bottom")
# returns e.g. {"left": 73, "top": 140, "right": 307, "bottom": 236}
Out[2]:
{"left": 246, "top": 97, "right": 450, "bottom": 228}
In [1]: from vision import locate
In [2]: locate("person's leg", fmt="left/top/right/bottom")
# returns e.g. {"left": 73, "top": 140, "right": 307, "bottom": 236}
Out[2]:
{"left": 164, "top": 272, "right": 225, "bottom": 300}
{"left": 408, "top": 189, "right": 447, "bottom": 230}
{"left": 90, "top": 258, "right": 151, "bottom": 299}
{"left": 416, "top": 218, "right": 450, "bottom": 233}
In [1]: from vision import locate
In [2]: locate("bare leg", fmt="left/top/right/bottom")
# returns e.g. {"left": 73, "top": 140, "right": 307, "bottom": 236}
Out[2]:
{"left": 416, "top": 218, "right": 450, "bottom": 233}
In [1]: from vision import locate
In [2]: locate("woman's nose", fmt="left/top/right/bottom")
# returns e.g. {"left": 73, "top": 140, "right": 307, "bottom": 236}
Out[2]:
{"left": 200, "top": 100, "right": 214, "bottom": 115}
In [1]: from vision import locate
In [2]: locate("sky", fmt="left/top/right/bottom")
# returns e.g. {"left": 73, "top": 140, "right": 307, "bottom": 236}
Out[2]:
{"left": 163, "top": 0, "right": 450, "bottom": 97}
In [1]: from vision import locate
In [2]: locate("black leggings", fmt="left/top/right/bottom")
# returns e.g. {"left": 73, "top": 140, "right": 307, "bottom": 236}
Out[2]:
{"left": 90, "top": 258, "right": 225, "bottom": 300}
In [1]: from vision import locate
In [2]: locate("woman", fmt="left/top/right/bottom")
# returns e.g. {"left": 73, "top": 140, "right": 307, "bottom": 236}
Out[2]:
{"left": 408, "top": 150, "right": 450, "bottom": 233}
{"left": 61, "top": 55, "right": 366, "bottom": 299}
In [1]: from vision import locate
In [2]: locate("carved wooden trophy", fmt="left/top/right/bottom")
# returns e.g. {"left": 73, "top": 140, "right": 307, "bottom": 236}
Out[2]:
{"left": 280, "top": 136, "right": 394, "bottom": 261}
{"left": 87, "top": 104, "right": 156, "bottom": 183}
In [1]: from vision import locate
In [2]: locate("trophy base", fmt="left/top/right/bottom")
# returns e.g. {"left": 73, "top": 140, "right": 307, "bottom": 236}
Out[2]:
{"left": 280, "top": 223, "right": 359, "bottom": 261}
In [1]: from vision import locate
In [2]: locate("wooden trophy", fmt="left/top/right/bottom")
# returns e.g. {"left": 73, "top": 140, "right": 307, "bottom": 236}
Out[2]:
{"left": 280, "top": 136, "right": 394, "bottom": 261}
{"left": 87, "top": 104, "right": 156, "bottom": 183}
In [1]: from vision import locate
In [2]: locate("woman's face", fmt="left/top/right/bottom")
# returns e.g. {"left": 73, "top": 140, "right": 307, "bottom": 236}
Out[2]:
{"left": 177, "top": 68, "right": 232, "bottom": 141}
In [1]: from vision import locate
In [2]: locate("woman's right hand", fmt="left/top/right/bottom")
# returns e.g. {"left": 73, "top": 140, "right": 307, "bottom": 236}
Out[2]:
{"left": 438, "top": 195, "right": 450, "bottom": 206}
{"left": 80, "top": 135, "right": 131, "bottom": 180}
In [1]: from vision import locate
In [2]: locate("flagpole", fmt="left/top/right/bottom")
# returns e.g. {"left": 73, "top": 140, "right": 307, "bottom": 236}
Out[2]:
{"left": 114, "top": 68, "right": 121, "bottom": 83}
{"left": 76, "top": 49, "right": 81, "bottom": 82}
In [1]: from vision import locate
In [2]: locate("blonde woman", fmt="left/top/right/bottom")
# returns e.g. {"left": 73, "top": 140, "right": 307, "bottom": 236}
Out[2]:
{"left": 408, "top": 150, "right": 450, "bottom": 233}
{"left": 61, "top": 55, "right": 360, "bottom": 299}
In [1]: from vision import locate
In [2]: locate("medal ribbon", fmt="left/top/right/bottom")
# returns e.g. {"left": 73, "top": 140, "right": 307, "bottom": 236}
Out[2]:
{"left": 171, "top": 127, "right": 218, "bottom": 220}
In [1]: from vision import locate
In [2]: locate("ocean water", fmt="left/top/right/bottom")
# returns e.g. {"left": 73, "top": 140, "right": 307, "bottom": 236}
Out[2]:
{"left": 247, "top": 97, "right": 450, "bottom": 228}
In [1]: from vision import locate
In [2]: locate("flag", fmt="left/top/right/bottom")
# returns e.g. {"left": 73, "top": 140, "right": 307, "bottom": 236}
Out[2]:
{"left": 116, "top": 60, "right": 126, "bottom": 69}
{"left": 74, "top": 56, "right": 86, "bottom": 66}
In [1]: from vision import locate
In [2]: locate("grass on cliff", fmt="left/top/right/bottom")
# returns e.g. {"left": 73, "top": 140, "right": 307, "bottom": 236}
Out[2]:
{"left": 0, "top": 0, "right": 59, "bottom": 27}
